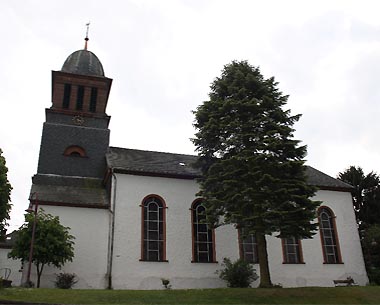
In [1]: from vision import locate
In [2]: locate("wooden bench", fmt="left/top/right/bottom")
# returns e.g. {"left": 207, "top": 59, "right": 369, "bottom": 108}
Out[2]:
{"left": 333, "top": 276, "right": 357, "bottom": 287}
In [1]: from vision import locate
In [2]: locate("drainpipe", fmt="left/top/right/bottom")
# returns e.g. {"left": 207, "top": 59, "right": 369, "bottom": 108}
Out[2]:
{"left": 106, "top": 169, "right": 117, "bottom": 289}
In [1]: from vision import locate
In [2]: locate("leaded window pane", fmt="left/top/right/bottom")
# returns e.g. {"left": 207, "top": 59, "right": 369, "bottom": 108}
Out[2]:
{"left": 192, "top": 201, "right": 214, "bottom": 263}
{"left": 283, "top": 237, "right": 301, "bottom": 264}
{"left": 142, "top": 196, "right": 165, "bottom": 261}
{"left": 239, "top": 230, "right": 259, "bottom": 264}
{"left": 318, "top": 208, "right": 340, "bottom": 264}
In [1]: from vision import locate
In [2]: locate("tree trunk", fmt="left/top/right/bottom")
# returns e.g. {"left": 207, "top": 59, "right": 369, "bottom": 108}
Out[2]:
{"left": 256, "top": 232, "right": 273, "bottom": 288}
{"left": 36, "top": 263, "right": 44, "bottom": 288}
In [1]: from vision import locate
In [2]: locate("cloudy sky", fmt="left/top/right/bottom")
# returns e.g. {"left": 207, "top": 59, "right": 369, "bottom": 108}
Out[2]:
{"left": 1, "top": 0, "right": 380, "bottom": 232}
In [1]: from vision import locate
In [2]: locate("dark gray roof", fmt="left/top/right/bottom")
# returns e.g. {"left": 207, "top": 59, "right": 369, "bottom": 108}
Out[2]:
{"left": 107, "top": 147, "right": 353, "bottom": 190}
{"left": 0, "top": 230, "right": 18, "bottom": 249}
{"left": 305, "top": 166, "right": 353, "bottom": 190}
{"left": 107, "top": 147, "right": 200, "bottom": 178}
{"left": 30, "top": 174, "right": 108, "bottom": 208}
{"left": 61, "top": 49, "right": 105, "bottom": 77}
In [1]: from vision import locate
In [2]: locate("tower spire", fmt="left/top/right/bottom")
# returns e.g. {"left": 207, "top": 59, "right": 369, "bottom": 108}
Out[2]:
{"left": 84, "top": 22, "right": 90, "bottom": 50}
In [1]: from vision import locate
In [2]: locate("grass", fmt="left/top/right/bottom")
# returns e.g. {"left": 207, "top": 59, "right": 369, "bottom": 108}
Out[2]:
{"left": 1, "top": 286, "right": 380, "bottom": 305}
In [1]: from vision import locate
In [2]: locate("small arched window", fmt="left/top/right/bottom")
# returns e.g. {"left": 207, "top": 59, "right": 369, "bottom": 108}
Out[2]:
{"left": 63, "top": 145, "right": 86, "bottom": 157}
{"left": 141, "top": 195, "right": 166, "bottom": 261}
{"left": 318, "top": 206, "right": 342, "bottom": 264}
{"left": 191, "top": 200, "right": 215, "bottom": 263}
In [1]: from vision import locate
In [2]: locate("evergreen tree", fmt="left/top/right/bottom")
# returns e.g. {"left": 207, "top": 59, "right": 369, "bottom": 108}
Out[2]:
{"left": 0, "top": 148, "right": 12, "bottom": 239}
{"left": 8, "top": 209, "right": 75, "bottom": 288}
{"left": 338, "top": 166, "right": 380, "bottom": 230}
{"left": 192, "top": 61, "right": 320, "bottom": 287}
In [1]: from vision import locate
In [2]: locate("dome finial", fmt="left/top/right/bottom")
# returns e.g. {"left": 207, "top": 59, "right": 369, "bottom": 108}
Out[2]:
{"left": 84, "top": 22, "right": 90, "bottom": 50}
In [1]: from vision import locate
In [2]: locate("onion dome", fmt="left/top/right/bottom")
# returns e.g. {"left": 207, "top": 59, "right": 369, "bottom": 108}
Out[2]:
{"left": 61, "top": 49, "right": 105, "bottom": 77}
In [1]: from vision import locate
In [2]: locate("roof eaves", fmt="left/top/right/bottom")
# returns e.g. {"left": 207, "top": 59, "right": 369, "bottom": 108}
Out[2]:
{"left": 112, "top": 167, "right": 200, "bottom": 180}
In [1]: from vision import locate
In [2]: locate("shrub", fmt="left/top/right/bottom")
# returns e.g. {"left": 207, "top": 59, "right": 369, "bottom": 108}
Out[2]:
{"left": 217, "top": 258, "right": 258, "bottom": 288}
{"left": 368, "top": 268, "right": 380, "bottom": 285}
{"left": 161, "top": 278, "right": 171, "bottom": 289}
{"left": 55, "top": 273, "right": 77, "bottom": 289}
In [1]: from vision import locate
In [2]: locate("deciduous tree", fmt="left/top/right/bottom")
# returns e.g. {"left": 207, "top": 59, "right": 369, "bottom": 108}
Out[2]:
{"left": 8, "top": 209, "right": 75, "bottom": 288}
{"left": 0, "top": 148, "right": 12, "bottom": 239}
{"left": 192, "top": 61, "right": 319, "bottom": 287}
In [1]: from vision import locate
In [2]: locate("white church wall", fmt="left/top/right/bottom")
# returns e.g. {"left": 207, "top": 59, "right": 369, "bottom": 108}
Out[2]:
{"left": 111, "top": 173, "right": 226, "bottom": 289}
{"left": 0, "top": 247, "right": 22, "bottom": 286}
{"left": 110, "top": 173, "right": 368, "bottom": 289}
{"left": 256, "top": 190, "right": 368, "bottom": 287}
{"left": 27, "top": 205, "right": 109, "bottom": 289}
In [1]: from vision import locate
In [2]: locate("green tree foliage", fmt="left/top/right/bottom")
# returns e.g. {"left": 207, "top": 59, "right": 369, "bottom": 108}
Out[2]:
{"left": 217, "top": 258, "right": 258, "bottom": 288}
{"left": 192, "top": 61, "right": 320, "bottom": 287}
{"left": 0, "top": 149, "right": 12, "bottom": 239}
{"left": 338, "top": 166, "right": 380, "bottom": 230}
{"left": 338, "top": 166, "right": 380, "bottom": 284}
{"left": 361, "top": 224, "right": 380, "bottom": 284}
{"left": 8, "top": 209, "right": 75, "bottom": 288}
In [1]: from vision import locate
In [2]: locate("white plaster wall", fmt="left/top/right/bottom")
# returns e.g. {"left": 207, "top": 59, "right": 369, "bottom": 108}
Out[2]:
{"left": 0, "top": 247, "right": 22, "bottom": 286}
{"left": 110, "top": 174, "right": 368, "bottom": 289}
{"left": 111, "top": 174, "right": 228, "bottom": 289}
{"left": 27, "top": 205, "right": 109, "bottom": 289}
{"left": 246, "top": 190, "right": 368, "bottom": 287}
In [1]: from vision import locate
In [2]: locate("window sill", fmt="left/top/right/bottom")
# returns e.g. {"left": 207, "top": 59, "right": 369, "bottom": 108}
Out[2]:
{"left": 191, "top": 260, "right": 218, "bottom": 264}
{"left": 139, "top": 259, "right": 169, "bottom": 263}
{"left": 323, "top": 262, "right": 344, "bottom": 264}
{"left": 282, "top": 262, "right": 305, "bottom": 264}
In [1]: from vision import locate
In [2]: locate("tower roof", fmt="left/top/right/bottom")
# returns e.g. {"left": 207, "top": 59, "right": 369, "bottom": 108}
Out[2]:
{"left": 61, "top": 49, "right": 105, "bottom": 77}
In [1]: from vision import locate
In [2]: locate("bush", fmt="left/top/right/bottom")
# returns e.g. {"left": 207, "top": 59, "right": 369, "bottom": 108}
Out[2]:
{"left": 161, "top": 278, "right": 171, "bottom": 289}
{"left": 368, "top": 268, "right": 380, "bottom": 285}
{"left": 55, "top": 273, "right": 77, "bottom": 289}
{"left": 217, "top": 258, "right": 258, "bottom": 288}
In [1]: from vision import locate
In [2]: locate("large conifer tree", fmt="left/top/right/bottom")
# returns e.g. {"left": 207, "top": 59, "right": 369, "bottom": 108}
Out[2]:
{"left": 192, "top": 61, "right": 319, "bottom": 287}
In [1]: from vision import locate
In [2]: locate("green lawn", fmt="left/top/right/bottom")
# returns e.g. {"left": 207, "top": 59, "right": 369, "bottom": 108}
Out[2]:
{"left": 1, "top": 286, "right": 380, "bottom": 305}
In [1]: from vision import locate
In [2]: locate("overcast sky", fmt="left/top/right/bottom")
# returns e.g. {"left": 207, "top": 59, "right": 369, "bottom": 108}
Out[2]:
{"left": 1, "top": 0, "right": 380, "bottom": 232}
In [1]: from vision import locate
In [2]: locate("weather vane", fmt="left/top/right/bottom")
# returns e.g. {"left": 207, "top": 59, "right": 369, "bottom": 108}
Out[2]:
{"left": 84, "top": 22, "right": 90, "bottom": 50}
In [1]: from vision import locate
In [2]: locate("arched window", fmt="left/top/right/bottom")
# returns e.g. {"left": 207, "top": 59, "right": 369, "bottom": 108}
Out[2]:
{"left": 141, "top": 195, "right": 166, "bottom": 261}
{"left": 191, "top": 200, "right": 215, "bottom": 263}
{"left": 238, "top": 229, "right": 258, "bottom": 263}
{"left": 318, "top": 207, "right": 342, "bottom": 264}
{"left": 63, "top": 145, "right": 86, "bottom": 157}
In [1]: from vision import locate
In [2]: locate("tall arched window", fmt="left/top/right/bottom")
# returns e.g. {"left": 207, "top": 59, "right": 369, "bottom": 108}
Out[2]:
{"left": 191, "top": 200, "right": 215, "bottom": 263}
{"left": 141, "top": 195, "right": 166, "bottom": 261}
{"left": 318, "top": 206, "right": 342, "bottom": 264}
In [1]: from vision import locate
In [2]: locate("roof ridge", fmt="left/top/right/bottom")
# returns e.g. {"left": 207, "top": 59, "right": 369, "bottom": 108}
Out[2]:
{"left": 109, "top": 146, "right": 197, "bottom": 158}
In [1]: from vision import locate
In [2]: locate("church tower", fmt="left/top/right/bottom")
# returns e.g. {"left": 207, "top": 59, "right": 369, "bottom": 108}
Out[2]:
{"left": 30, "top": 35, "right": 112, "bottom": 208}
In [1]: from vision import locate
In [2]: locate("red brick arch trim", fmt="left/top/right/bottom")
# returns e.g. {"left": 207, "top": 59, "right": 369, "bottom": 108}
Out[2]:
{"left": 63, "top": 145, "right": 86, "bottom": 157}
{"left": 140, "top": 194, "right": 167, "bottom": 262}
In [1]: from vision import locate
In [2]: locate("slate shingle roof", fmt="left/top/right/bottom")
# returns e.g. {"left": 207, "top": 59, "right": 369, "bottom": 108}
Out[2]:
{"left": 0, "top": 230, "right": 18, "bottom": 249}
{"left": 107, "top": 147, "right": 353, "bottom": 191}
{"left": 107, "top": 147, "right": 201, "bottom": 178}
{"left": 30, "top": 174, "right": 109, "bottom": 208}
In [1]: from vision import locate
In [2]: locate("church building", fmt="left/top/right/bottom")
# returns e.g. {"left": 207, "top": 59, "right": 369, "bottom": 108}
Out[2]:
{"left": 1, "top": 38, "right": 369, "bottom": 289}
